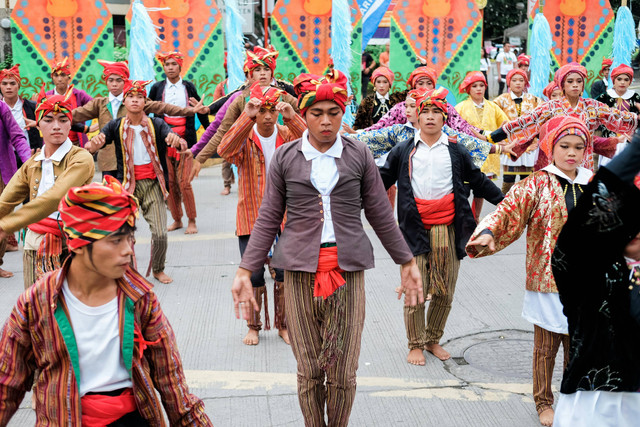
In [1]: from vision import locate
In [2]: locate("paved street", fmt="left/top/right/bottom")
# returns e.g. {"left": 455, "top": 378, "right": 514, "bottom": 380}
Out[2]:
{"left": 2, "top": 163, "right": 563, "bottom": 426}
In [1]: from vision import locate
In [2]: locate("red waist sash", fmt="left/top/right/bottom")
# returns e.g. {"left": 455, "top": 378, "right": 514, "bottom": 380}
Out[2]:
{"left": 415, "top": 194, "right": 455, "bottom": 230}
{"left": 314, "top": 246, "right": 345, "bottom": 299}
{"left": 134, "top": 163, "right": 156, "bottom": 181}
{"left": 81, "top": 388, "right": 137, "bottom": 427}
{"left": 165, "top": 117, "right": 186, "bottom": 161}
{"left": 27, "top": 217, "right": 63, "bottom": 237}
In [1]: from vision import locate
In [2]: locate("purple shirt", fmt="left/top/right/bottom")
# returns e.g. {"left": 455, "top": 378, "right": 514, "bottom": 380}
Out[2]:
{"left": 0, "top": 102, "right": 30, "bottom": 184}
{"left": 191, "top": 91, "right": 244, "bottom": 156}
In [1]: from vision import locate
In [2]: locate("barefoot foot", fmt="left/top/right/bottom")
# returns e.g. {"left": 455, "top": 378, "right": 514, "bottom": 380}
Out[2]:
{"left": 153, "top": 271, "right": 173, "bottom": 284}
{"left": 220, "top": 186, "right": 231, "bottom": 196}
{"left": 425, "top": 343, "right": 450, "bottom": 361}
{"left": 243, "top": 329, "right": 259, "bottom": 345}
{"left": 278, "top": 328, "right": 290, "bottom": 345}
{"left": 538, "top": 408, "right": 554, "bottom": 426}
{"left": 168, "top": 221, "right": 183, "bottom": 232}
{"left": 407, "top": 348, "right": 426, "bottom": 365}
{"left": 0, "top": 268, "right": 13, "bottom": 278}
{"left": 185, "top": 219, "right": 198, "bottom": 234}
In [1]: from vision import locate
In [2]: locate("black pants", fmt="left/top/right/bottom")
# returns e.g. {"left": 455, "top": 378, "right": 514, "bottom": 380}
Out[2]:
{"left": 503, "top": 173, "right": 529, "bottom": 183}
{"left": 498, "top": 76, "right": 507, "bottom": 94}
{"left": 108, "top": 410, "right": 149, "bottom": 426}
{"left": 102, "top": 170, "right": 118, "bottom": 179}
{"left": 238, "top": 235, "right": 284, "bottom": 287}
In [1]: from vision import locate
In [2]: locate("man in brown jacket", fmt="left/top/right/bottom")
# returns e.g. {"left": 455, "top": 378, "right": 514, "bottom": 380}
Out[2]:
{"left": 231, "top": 69, "right": 423, "bottom": 426}
{"left": 0, "top": 89, "right": 95, "bottom": 288}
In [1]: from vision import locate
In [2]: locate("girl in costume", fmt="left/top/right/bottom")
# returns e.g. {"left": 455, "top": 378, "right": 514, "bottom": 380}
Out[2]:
{"left": 542, "top": 82, "right": 562, "bottom": 101}
{"left": 466, "top": 116, "right": 593, "bottom": 427}
{"left": 353, "top": 66, "right": 405, "bottom": 130}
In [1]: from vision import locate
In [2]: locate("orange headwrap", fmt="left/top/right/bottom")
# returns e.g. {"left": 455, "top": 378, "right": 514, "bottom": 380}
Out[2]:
{"left": 98, "top": 60, "right": 130, "bottom": 81}
{"left": 244, "top": 46, "right": 279, "bottom": 74}
{"left": 249, "top": 81, "right": 284, "bottom": 109}
{"left": 51, "top": 57, "right": 71, "bottom": 76}
{"left": 611, "top": 64, "right": 634, "bottom": 81}
{"left": 156, "top": 51, "right": 184, "bottom": 68}
{"left": 554, "top": 62, "right": 587, "bottom": 90}
{"left": 506, "top": 69, "right": 529, "bottom": 88}
{"left": 543, "top": 81, "right": 560, "bottom": 99}
{"left": 371, "top": 66, "right": 394, "bottom": 85}
{"left": 0, "top": 64, "right": 21, "bottom": 85}
{"left": 294, "top": 68, "right": 349, "bottom": 117}
{"left": 407, "top": 66, "right": 437, "bottom": 89}
{"left": 416, "top": 87, "right": 449, "bottom": 119}
{"left": 459, "top": 71, "right": 487, "bottom": 94}
{"left": 517, "top": 54, "right": 530, "bottom": 67}
{"left": 123, "top": 80, "right": 152, "bottom": 98}
{"left": 34, "top": 84, "right": 73, "bottom": 122}
{"left": 539, "top": 116, "right": 590, "bottom": 166}
{"left": 601, "top": 58, "right": 613, "bottom": 72}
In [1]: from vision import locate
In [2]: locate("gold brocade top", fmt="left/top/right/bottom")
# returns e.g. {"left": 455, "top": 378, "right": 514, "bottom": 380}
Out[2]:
{"left": 493, "top": 92, "right": 541, "bottom": 120}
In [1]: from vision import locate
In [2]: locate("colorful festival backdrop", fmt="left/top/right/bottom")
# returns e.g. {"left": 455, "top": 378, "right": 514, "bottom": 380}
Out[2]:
{"left": 126, "top": 0, "right": 226, "bottom": 105}
{"left": 11, "top": 0, "right": 114, "bottom": 98}
{"left": 527, "top": 0, "right": 614, "bottom": 96}
{"left": 270, "top": 0, "right": 364, "bottom": 102}
{"left": 390, "top": 0, "right": 483, "bottom": 104}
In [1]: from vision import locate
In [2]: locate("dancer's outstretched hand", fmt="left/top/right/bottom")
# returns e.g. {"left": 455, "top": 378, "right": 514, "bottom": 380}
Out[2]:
{"left": 399, "top": 258, "right": 424, "bottom": 307}
{"left": 232, "top": 268, "right": 260, "bottom": 320}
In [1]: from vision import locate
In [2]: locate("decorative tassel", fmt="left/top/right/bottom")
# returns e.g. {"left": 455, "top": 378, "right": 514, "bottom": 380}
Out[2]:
{"left": 610, "top": 1, "right": 636, "bottom": 86}
{"left": 35, "top": 233, "right": 62, "bottom": 280}
{"left": 225, "top": 0, "right": 245, "bottom": 91}
{"left": 331, "top": 0, "right": 355, "bottom": 126}
{"left": 128, "top": 0, "right": 161, "bottom": 81}
{"left": 529, "top": 2, "right": 552, "bottom": 98}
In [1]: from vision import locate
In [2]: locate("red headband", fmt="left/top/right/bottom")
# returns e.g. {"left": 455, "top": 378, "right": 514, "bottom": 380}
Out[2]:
{"left": 539, "top": 116, "right": 591, "bottom": 166}
{"left": 611, "top": 64, "right": 634, "bottom": 81}
{"left": 123, "top": 80, "right": 152, "bottom": 98}
{"left": 506, "top": 69, "right": 529, "bottom": 88}
{"left": 250, "top": 81, "right": 284, "bottom": 108}
{"left": 601, "top": 58, "right": 613, "bottom": 71}
{"left": 157, "top": 51, "right": 184, "bottom": 68}
{"left": 407, "top": 66, "right": 437, "bottom": 89}
{"left": 98, "top": 60, "right": 130, "bottom": 81}
{"left": 554, "top": 62, "right": 587, "bottom": 90}
{"left": 371, "top": 66, "right": 394, "bottom": 85}
{"left": 0, "top": 64, "right": 21, "bottom": 85}
{"left": 51, "top": 57, "right": 71, "bottom": 76}
{"left": 459, "top": 71, "right": 487, "bottom": 94}
{"left": 35, "top": 84, "right": 73, "bottom": 122}
{"left": 517, "top": 54, "right": 530, "bottom": 67}
{"left": 294, "top": 68, "right": 349, "bottom": 117}
{"left": 542, "top": 81, "right": 560, "bottom": 99}
{"left": 244, "top": 46, "right": 279, "bottom": 74}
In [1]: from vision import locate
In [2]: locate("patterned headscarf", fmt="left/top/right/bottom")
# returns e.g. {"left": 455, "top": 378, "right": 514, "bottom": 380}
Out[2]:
{"left": 517, "top": 54, "right": 530, "bottom": 67}
{"left": 51, "top": 57, "right": 71, "bottom": 76}
{"left": 542, "top": 81, "right": 560, "bottom": 99}
{"left": 416, "top": 87, "right": 449, "bottom": 120}
{"left": 244, "top": 46, "right": 279, "bottom": 74}
{"left": 371, "top": 66, "right": 394, "bottom": 85}
{"left": 611, "top": 64, "right": 634, "bottom": 81}
{"left": 98, "top": 60, "right": 130, "bottom": 80}
{"left": 0, "top": 64, "right": 21, "bottom": 84}
{"left": 250, "top": 81, "right": 284, "bottom": 109}
{"left": 123, "top": 80, "right": 152, "bottom": 98}
{"left": 156, "top": 51, "right": 184, "bottom": 68}
{"left": 538, "top": 116, "right": 590, "bottom": 166}
{"left": 35, "top": 84, "right": 73, "bottom": 122}
{"left": 59, "top": 175, "right": 139, "bottom": 250}
{"left": 601, "top": 58, "right": 613, "bottom": 72}
{"left": 554, "top": 62, "right": 587, "bottom": 90}
{"left": 293, "top": 68, "right": 349, "bottom": 117}
{"left": 506, "top": 69, "right": 529, "bottom": 88}
{"left": 459, "top": 71, "right": 487, "bottom": 94}
{"left": 407, "top": 66, "right": 437, "bottom": 89}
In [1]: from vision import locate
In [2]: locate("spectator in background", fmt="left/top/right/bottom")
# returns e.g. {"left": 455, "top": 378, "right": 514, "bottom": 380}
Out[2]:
{"left": 379, "top": 43, "right": 390, "bottom": 68}
{"left": 480, "top": 46, "right": 490, "bottom": 98}
{"left": 590, "top": 58, "right": 612, "bottom": 100}
{"left": 362, "top": 50, "right": 376, "bottom": 97}
{"left": 496, "top": 42, "right": 517, "bottom": 95}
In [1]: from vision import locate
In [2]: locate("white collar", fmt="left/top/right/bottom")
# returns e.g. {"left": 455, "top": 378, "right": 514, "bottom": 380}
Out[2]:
{"left": 253, "top": 123, "right": 278, "bottom": 140}
{"left": 473, "top": 100, "right": 484, "bottom": 108}
{"left": 301, "top": 130, "right": 343, "bottom": 161}
{"left": 510, "top": 91, "right": 524, "bottom": 100}
{"left": 109, "top": 92, "right": 124, "bottom": 103}
{"left": 606, "top": 88, "right": 635, "bottom": 100}
{"left": 166, "top": 77, "right": 183, "bottom": 87}
{"left": 35, "top": 138, "right": 73, "bottom": 162}
{"left": 55, "top": 87, "right": 69, "bottom": 96}
{"left": 376, "top": 91, "right": 390, "bottom": 102}
{"left": 414, "top": 130, "right": 448, "bottom": 147}
{"left": 6, "top": 97, "right": 23, "bottom": 110}
{"left": 542, "top": 164, "right": 593, "bottom": 185}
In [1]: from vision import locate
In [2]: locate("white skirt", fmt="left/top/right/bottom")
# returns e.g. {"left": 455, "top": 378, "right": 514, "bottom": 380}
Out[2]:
{"left": 555, "top": 391, "right": 640, "bottom": 427}
{"left": 521, "top": 290, "right": 568, "bottom": 334}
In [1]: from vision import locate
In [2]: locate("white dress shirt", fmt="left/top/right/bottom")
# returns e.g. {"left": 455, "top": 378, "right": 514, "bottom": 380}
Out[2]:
{"left": 7, "top": 98, "right": 27, "bottom": 134}
{"left": 375, "top": 91, "right": 390, "bottom": 103}
{"left": 129, "top": 125, "right": 152, "bottom": 166}
{"left": 34, "top": 138, "right": 73, "bottom": 219}
{"left": 164, "top": 78, "right": 187, "bottom": 119}
{"left": 254, "top": 124, "right": 278, "bottom": 173}
{"left": 108, "top": 92, "right": 123, "bottom": 119}
{"left": 411, "top": 131, "right": 453, "bottom": 200}
{"left": 301, "top": 130, "right": 342, "bottom": 244}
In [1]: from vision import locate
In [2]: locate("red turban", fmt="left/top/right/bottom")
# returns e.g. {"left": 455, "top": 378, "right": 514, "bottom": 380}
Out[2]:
{"left": 371, "top": 66, "right": 394, "bottom": 85}
{"left": 0, "top": 64, "right": 21, "bottom": 85}
{"left": 611, "top": 64, "right": 634, "bottom": 81}
{"left": 156, "top": 51, "right": 184, "bottom": 68}
{"left": 554, "top": 62, "right": 587, "bottom": 90}
{"left": 250, "top": 81, "right": 284, "bottom": 109}
{"left": 244, "top": 46, "right": 279, "bottom": 74}
{"left": 517, "top": 54, "right": 530, "bottom": 67}
{"left": 98, "top": 60, "right": 130, "bottom": 80}
{"left": 601, "top": 58, "right": 613, "bottom": 71}
{"left": 51, "top": 57, "right": 71, "bottom": 76}
{"left": 506, "top": 69, "right": 529, "bottom": 88}
{"left": 407, "top": 66, "right": 437, "bottom": 89}
{"left": 539, "top": 116, "right": 590, "bottom": 166}
{"left": 416, "top": 87, "right": 449, "bottom": 119}
{"left": 123, "top": 80, "right": 152, "bottom": 98}
{"left": 542, "top": 81, "right": 560, "bottom": 99}
{"left": 59, "top": 175, "right": 139, "bottom": 250}
{"left": 294, "top": 69, "right": 349, "bottom": 117}
{"left": 34, "top": 84, "right": 73, "bottom": 122}
{"left": 459, "top": 71, "right": 487, "bottom": 94}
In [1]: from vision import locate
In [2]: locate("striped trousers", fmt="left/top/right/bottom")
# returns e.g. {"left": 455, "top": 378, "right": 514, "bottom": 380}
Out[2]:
{"left": 533, "top": 325, "right": 570, "bottom": 414}
{"left": 0, "top": 178, "right": 6, "bottom": 267}
{"left": 166, "top": 154, "right": 197, "bottom": 222}
{"left": 285, "top": 270, "right": 365, "bottom": 427}
{"left": 133, "top": 179, "right": 168, "bottom": 273}
{"left": 405, "top": 225, "right": 460, "bottom": 349}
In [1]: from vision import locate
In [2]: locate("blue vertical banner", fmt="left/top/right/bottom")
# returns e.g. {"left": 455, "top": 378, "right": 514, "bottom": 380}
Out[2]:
{"left": 358, "top": 0, "right": 392, "bottom": 51}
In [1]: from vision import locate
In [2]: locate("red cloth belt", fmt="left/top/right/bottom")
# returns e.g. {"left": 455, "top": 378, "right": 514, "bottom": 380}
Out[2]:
{"left": 27, "top": 217, "right": 63, "bottom": 237}
{"left": 134, "top": 163, "right": 157, "bottom": 181}
{"left": 314, "top": 246, "right": 345, "bottom": 299}
{"left": 81, "top": 388, "right": 137, "bottom": 427}
{"left": 165, "top": 117, "right": 186, "bottom": 161}
{"left": 415, "top": 194, "right": 455, "bottom": 230}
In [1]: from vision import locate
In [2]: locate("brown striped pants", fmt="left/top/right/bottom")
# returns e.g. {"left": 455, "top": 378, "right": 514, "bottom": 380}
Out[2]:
{"left": 533, "top": 325, "right": 570, "bottom": 414}
{"left": 0, "top": 178, "right": 6, "bottom": 267}
{"left": 133, "top": 179, "right": 168, "bottom": 273}
{"left": 404, "top": 225, "right": 460, "bottom": 349}
{"left": 166, "top": 154, "right": 197, "bottom": 222}
{"left": 284, "top": 270, "right": 365, "bottom": 427}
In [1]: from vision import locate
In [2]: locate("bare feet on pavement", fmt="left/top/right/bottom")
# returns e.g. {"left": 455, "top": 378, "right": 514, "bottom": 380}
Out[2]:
{"left": 243, "top": 329, "right": 259, "bottom": 345}
{"left": 407, "top": 348, "right": 426, "bottom": 365}
{"left": 538, "top": 408, "right": 554, "bottom": 426}
{"left": 425, "top": 343, "right": 450, "bottom": 361}
{"left": 185, "top": 219, "right": 198, "bottom": 234}
{"left": 0, "top": 268, "right": 13, "bottom": 278}
{"left": 168, "top": 221, "right": 183, "bottom": 231}
{"left": 279, "top": 329, "right": 290, "bottom": 345}
{"left": 220, "top": 187, "right": 231, "bottom": 196}
{"left": 153, "top": 271, "right": 173, "bottom": 284}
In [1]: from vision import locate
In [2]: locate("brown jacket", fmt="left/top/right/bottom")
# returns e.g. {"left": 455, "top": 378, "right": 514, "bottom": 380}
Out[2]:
{"left": 0, "top": 146, "right": 95, "bottom": 233}
{"left": 72, "top": 97, "right": 192, "bottom": 171}
{"left": 239, "top": 135, "right": 413, "bottom": 273}
{"left": 195, "top": 87, "right": 299, "bottom": 163}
